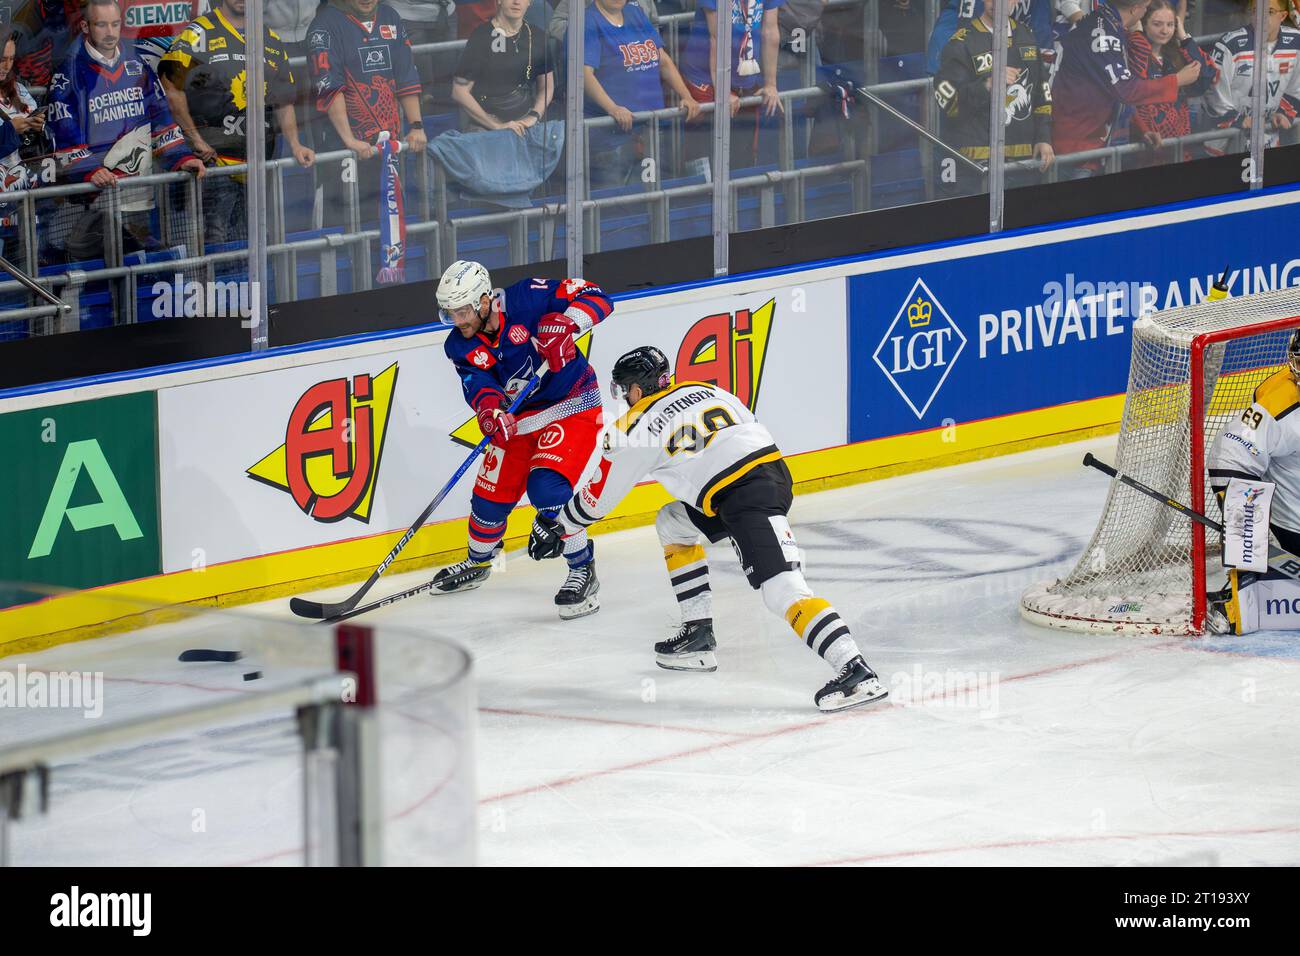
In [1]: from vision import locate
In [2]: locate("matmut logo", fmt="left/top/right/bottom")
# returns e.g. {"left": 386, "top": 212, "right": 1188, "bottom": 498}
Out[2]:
{"left": 247, "top": 364, "right": 398, "bottom": 523}
{"left": 873, "top": 278, "right": 966, "bottom": 419}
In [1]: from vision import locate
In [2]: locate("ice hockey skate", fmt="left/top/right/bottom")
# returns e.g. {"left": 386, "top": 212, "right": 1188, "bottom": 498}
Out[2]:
{"left": 432, "top": 547, "right": 500, "bottom": 595}
{"left": 814, "top": 656, "right": 888, "bottom": 713}
{"left": 654, "top": 620, "right": 718, "bottom": 672}
{"left": 555, "top": 560, "right": 600, "bottom": 619}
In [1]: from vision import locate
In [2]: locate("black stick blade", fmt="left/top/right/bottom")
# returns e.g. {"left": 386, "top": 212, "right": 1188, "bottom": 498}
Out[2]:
{"left": 289, "top": 597, "right": 331, "bottom": 619}
{"left": 178, "top": 649, "right": 243, "bottom": 663}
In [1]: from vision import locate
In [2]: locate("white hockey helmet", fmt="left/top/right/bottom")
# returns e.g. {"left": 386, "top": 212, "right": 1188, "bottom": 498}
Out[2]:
{"left": 437, "top": 260, "right": 492, "bottom": 325}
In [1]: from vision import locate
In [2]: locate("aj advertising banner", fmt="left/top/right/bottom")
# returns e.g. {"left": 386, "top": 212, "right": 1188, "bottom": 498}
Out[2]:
{"left": 157, "top": 279, "right": 848, "bottom": 572}
{"left": 156, "top": 345, "right": 471, "bottom": 573}
{"left": 587, "top": 277, "right": 848, "bottom": 456}
{"left": 0, "top": 392, "right": 161, "bottom": 603}
{"left": 847, "top": 201, "right": 1300, "bottom": 443}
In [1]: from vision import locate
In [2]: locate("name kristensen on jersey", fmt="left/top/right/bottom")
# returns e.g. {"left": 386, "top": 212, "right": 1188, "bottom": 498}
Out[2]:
{"left": 611, "top": 385, "right": 715, "bottom": 448}
{"left": 642, "top": 389, "right": 713, "bottom": 437}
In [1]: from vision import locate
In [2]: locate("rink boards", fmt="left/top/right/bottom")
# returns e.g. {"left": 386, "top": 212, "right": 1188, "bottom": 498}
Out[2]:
{"left": 6, "top": 184, "right": 1300, "bottom": 646}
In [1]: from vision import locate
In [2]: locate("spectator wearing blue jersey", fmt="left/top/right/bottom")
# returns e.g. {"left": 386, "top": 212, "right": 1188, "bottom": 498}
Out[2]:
{"left": 679, "top": 0, "right": 785, "bottom": 168}
{"left": 582, "top": 0, "right": 699, "bottom": 186}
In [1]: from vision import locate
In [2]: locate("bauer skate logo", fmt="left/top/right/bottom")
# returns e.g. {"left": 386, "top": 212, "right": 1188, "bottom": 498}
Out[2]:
{"left": 247, "top": 364, "right": 398, "bottom": 523}
{"left": 674, "top": 297, "right": 775, "bottom": 411}
{"left": 874, "top": 278, "right": 966, "bottom": 419}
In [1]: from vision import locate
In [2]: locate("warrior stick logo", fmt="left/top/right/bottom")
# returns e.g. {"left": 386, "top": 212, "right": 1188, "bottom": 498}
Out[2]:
{"left": 247, "top": 364, "right": 398, "bottom": 523}
{"left": 674, "top": 297, "right": 775, "bottom": 412}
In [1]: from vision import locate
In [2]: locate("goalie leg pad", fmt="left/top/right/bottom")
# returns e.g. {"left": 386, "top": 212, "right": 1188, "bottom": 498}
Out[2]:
{"left": 1227, "top": 564, "right": 1300, "bottom": 633}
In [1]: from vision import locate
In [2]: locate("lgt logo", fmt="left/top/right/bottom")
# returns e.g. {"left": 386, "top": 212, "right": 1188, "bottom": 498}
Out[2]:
{"left": 873, "top": 278, "right": 966, "bottom": 419}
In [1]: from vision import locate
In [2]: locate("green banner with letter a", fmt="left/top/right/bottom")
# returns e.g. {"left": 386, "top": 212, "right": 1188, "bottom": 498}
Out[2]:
{"left": 0, "top": 392, "right": 161, "bottom": 605}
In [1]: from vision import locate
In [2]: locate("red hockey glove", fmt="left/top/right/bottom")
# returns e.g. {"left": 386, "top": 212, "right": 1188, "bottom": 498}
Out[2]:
{"left": 475, "top": 393, "right": 518, "bottom": 448}
{"left": 534, "top": 313, "right": 579, "bottom": 370}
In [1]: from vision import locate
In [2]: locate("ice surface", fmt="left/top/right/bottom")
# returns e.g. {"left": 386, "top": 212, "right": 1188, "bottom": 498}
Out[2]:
{"left": 7, "top": 436, "right": 1300, "bottom": 866}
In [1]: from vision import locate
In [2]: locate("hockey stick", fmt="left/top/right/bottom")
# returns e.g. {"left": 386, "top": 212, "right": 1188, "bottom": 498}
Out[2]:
{"left": 1082, "top": 452, "right": 1300, "bottom": 587}
{"left": 315, "top": 578, "right": 442, "bottom": 624}
{"left": 1082, "top": 453, "right": 1224, "bottom": 533}
{"left": 289, "top": 363, "right": 549, "bottom": 622}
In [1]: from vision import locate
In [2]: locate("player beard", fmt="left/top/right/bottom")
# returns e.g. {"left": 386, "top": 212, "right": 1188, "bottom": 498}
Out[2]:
{"left": 459, "top": 306, "right": 494, "bottom": 339}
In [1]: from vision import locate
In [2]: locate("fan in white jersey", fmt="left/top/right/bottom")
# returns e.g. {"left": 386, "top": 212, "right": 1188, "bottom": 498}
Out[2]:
{"left": 1206, "top": 328, "right": 1300, "bottom": 631}
{"left": 526, "top": 345, "right": 889, "bottom": 713}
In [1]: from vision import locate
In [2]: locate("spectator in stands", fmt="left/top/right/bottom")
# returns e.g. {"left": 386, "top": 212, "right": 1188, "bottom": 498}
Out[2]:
{"left": 581, "top": 0, "right": 698, "bottom": 186}
{"left": 118, "top": 0, "right": 210, "bottom": 72}
{"left": 549, "top": 0, "right": 658, "bottom": 44}
{"left": 1202, "top": 0, "right": 1300, "bottom": 156}
{"left": 934, "top": 0, "right": 1053, "bottom": 196}
{"left": 387, "top": 0, "right": 455, "bottom": 113}
{"left": 13, "top": 0, "right": 81, "bottom": 86}
{"left": 927, "top": 1, "right": 1053, "bottom": 75}
{"left": 388, "top": 0, "right": 454, "bottom": 49}
{"left": 879, "top": 0, "right": 925, "bottom": 55}
{"left": 452, "top": 0, "right": 555, "bottom": 133}
{"left": 457, "top": 0, "right": 496, "bottom": 38}
{"left": 266, "top": 0, "right": 326, "bottom": 55}
{"left": 1056, "top": 0, "right": 1090, "bottom": 26}
{"left": 160, "top": 0, "right": 316, "bottom": 246}
{"left": 0, "top": 31, "right": 50, "bottom": 258}
{"left": 46, "top": 0, "right": 204, "bottom": 262}
{"left": 678, "top": 0, "right": 784, "bottom": 170}
{"left": 775, "top": 0, "right": 823, "bottom": 78}
{"left": 1052, "top": 0, "right": 1201, "bottom": 174}
{"left": 1127, "top": 0, "right": 1216, "bottom": 163}
{"left": 307, "top": 0, "right": 425, "bottom": 224}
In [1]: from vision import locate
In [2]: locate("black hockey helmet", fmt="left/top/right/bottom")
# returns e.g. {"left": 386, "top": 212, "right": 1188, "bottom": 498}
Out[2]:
{"left": 1290, "top": 328, "right": 1300, "bottom": 381}
{"left": 611, "top": 345, "right": 671, "bottom": 401}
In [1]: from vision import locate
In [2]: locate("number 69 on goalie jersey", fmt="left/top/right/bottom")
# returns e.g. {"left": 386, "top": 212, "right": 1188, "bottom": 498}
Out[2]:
{"left": 1209, "top": 367, "right": 1300, "bottom": 545}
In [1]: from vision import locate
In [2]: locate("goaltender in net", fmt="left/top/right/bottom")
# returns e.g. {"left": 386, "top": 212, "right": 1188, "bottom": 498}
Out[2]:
{"left": 526, "top": 345, "right": 889, "bottom": 713}
{"left": 1207, "top": 328, "right": 1300, "bottom": 633}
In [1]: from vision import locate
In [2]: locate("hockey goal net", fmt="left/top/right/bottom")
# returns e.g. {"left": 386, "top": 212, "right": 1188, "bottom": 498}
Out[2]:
{"left": 1021, "top": 285, "right": 1300, "bottom": 635}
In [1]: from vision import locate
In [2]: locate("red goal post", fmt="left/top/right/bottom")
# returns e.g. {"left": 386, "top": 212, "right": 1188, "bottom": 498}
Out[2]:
{"left": 1022, "top": 289, "right": 1300, "bottom": 636}
{"left": 1188, "top": 315, "right": 1300, "bottom": 632}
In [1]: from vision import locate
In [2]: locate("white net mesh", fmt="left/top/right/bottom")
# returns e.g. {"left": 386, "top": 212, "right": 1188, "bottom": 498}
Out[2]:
{"left": 1021, "top": 284, "right": 1300, "bottom": 634}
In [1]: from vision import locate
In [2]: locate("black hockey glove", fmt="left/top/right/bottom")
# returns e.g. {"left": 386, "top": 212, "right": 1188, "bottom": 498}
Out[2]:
{"left": 528, "top": 513, "right": 566, "bottom": 560}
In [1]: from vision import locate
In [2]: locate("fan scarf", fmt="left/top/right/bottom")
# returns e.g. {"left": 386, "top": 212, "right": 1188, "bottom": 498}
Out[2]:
{"left": 376, "top": 131, "right": 406, "bottom": 284}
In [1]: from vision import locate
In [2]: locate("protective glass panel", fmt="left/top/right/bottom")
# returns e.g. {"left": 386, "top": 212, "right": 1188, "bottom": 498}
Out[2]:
{"left": 0, "top": 589, "right": 476, "bottom": 866}
{"left": 0, "top": 0, "right": 221, "bottom": 340}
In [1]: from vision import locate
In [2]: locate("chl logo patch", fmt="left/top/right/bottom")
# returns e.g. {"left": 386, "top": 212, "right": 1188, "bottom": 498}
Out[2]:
{"left": 508, "top": 324, "right": 529, "bottom": 345}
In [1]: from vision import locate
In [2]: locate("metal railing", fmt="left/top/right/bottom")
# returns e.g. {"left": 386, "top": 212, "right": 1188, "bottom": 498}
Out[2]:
{"left": 0, "top": 0, "right": 1263, "bottom": 336}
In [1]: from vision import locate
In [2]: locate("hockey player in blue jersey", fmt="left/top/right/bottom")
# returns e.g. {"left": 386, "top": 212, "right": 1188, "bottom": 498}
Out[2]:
{"left": 431, "top": 260, "right": 616, "bottom": 620}
{"left": 46, "top": 0, "right": 203, "bottom": 187}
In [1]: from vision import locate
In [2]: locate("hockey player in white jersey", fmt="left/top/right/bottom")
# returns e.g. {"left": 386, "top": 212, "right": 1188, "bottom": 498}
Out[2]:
{"left": 1207, "top": 328, "right": 1300, "bottom": 632}
{"left": 527, "top": 346, "right": 889, "bottom": 713}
